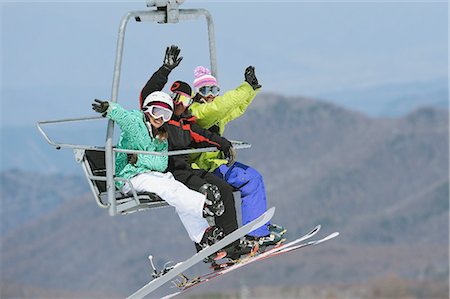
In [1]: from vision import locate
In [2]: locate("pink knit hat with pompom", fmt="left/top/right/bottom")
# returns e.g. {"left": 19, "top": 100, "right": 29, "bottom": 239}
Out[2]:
{"left": 193, "top": 66, "right": 218, "bottom": 93}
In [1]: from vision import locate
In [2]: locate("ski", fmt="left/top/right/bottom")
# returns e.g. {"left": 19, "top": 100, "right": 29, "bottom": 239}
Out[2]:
{"left": 126, "top": 206, "right": 275, "bottom": 299}
{"left": 203, "top": 225, "right": 330, "bottom": 278}
{"left": 161, "top": 224, "right": 325, "bottom": 299}
{"left": 265, "top": 231, "right": 340, "bottom": 259}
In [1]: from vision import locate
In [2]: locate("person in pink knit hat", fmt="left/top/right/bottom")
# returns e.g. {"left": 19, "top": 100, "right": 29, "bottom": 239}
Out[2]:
{"left": 188, "top": 65, "right": 287, "bottom": 252}
{"left": 192, "top": 66, "right": 221, "bottom": 103}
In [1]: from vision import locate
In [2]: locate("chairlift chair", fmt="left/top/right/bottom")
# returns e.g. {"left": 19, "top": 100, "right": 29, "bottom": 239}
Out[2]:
{"left": 37, "top": 1, "right": 251, "bottom": 216}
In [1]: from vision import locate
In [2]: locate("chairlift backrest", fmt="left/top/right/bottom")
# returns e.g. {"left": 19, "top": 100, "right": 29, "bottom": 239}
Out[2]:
{"left": 84, "top": 150, "right": 107, "bottom": 192}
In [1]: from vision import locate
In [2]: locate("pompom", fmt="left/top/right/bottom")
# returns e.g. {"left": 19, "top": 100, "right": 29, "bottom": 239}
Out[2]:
{"left": 194, "top": 66, "right": 211, "bottom": 78}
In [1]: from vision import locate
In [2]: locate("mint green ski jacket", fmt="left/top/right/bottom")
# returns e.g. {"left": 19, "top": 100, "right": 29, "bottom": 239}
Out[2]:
{"left": 106, "top": 102, "right": 168, "bottom": 189}
{"left": 188, "top": 81, "right": 259, "bottom": 172}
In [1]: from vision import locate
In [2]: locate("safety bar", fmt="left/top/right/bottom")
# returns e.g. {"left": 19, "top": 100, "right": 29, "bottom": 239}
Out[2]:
{"left": 37, "top": 116, "right": 105, "bottom": 151}
{"left": 37, "top": 117, "right": 251, "bottom": 156}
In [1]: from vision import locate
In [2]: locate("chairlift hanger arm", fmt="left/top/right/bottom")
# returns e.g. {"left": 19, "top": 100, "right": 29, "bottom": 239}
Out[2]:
{"left": 137, "top": 8, "right": 218, "bottom": 78}
{"left": 105, "top": 2, "right": 219, "bottom": 215}
{"left": 111, "top": 8, "right": 217, "bottom": 98}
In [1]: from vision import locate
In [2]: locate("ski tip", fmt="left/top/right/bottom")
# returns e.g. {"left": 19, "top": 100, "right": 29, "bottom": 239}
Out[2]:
{"left": 325, "top": 232, "right": 340, "bottom": 241}
{"left": 266, "top": 206, "right": 276, "bottom": 218}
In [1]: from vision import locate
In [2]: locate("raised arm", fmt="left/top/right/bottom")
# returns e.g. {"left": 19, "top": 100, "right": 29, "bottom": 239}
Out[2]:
{"left": 190, "top": 66, "right": 261, "bottom": 129}
{"left": 92, "top": 99, "right": 169, "bottom": 172}
{"left": 139, "top": 45, "right": 183, "bottom": 108}
{"left": 190, "top": 82, "right": 257, "bottom": 129}
{"left": 92, "top": 100, "right": 142, "bottom": 134}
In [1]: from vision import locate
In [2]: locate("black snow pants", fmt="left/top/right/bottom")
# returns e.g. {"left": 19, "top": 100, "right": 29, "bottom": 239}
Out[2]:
{"left": 173, "top": 169, "right": 240, "bottom": 253}
{"left": 173, "top": 168, "right": 239, "bottom": 237}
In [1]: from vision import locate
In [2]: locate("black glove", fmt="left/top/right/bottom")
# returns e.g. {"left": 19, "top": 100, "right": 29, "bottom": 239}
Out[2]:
{"left": 92, "top": 99, "right": 109, "bottom": 117}
{"left": 127, "top": 154, "right": 138, "bottom": 165}
{"left": 163, "top": 45, "right": 183, "bottom": 71}
{"left": 244, "top": 66, "right": 261, "bottom": 90}
{"left": 225, "top": 147, "right": 237, "bottom": 167}
{"left": 222, "top": 144, "right": 237, "bottom": 167}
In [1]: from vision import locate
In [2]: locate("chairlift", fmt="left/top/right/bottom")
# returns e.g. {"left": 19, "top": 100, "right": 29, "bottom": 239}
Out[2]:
{"left": 37, "top": 0, "right": 251, "bottom": 217}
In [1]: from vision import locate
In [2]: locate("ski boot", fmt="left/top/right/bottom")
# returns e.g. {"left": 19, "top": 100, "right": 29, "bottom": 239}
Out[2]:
{"left": 215, "top": 237, "right": 259, "bottom": 263}
{"left": 208, "top": 240, "right": 255, "bottom": 271}
{"left": 268, "top": 223, "right": 287, "bottom": 236}
{"left": 198, "top": 225, "right": 224, "bottom": 249}
{"left": 197, "top": 226, "right": 227, "bottom": 262}
{"left": 218, "top": 241, "right": 249, "bottom": 261}
{"left": 243, "top": 224, "right": 286, "bottom": 252}
{"left": 200, "top": 184, "right": 224, "bottom": 222}
{"left": 237, "top": 238, "right": 261, "bottom": 258}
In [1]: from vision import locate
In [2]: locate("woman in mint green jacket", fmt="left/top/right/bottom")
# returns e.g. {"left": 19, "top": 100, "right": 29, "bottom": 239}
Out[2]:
{"left": 91, "top": 91, "right": 223, "bottom": 248}
{"left": 188, "top": 66, "right": 286, "bottom": 248}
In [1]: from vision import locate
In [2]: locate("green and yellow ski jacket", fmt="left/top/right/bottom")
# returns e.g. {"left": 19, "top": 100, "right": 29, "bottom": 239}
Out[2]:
{"left": 188, "top": 81, "right": 259, "bottom": 172}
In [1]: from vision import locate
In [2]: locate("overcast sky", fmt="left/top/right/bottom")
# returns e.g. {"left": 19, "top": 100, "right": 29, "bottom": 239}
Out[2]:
{"left": 1, "top": 0, "right": 447, "bottom": 126}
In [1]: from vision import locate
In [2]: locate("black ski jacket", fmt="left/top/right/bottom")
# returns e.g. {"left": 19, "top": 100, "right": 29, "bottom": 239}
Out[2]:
{"left": 139, "top": 66, "right": 231, "bottom": 171}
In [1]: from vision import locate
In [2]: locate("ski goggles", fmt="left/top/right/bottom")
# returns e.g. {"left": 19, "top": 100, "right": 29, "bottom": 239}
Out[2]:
{"left": 145, "top": 105, "right": 173, "bottom": 122}
{"left": 171, "top": 92, "right": 193, "bottom": 107}
{"left": 198, "top": 85, "right": 220, "bottom": 97}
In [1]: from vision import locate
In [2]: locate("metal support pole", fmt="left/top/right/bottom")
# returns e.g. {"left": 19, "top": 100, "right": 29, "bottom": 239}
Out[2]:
{"left": 195, "top": 9, "right": 218, "bottom": 78}
{"left": 135, "top": 8, "right": 218, "bottom": 77}
{"left": 107, "top": 12, "right": 132, "bottom": 216}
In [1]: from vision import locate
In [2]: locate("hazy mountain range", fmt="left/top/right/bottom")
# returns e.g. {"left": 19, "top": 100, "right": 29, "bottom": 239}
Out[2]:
{"left": 317, "top": 77, "right": 448, "bottom": 117}
{"left": 1, "top": 92, "right": 448, "bottom": 298}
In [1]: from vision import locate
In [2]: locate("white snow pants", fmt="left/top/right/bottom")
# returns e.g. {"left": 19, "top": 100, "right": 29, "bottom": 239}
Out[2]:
{"left": 122, "top": 171, "right": 209, "bottom": 243}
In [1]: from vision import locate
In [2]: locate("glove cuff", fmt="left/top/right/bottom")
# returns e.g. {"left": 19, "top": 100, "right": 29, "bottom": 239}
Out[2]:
{"left": 162, "top": 64, "right": 173, "bottom": 73}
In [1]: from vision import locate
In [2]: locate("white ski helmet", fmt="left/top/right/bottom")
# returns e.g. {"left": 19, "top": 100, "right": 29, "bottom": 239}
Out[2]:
{"left": 142, "top": 91, "right": 174, "bottom": 112}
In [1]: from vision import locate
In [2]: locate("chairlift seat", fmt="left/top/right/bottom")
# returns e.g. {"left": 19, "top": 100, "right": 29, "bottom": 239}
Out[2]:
{"left": 79, "top": 149, "right": 169, "bottom": 215}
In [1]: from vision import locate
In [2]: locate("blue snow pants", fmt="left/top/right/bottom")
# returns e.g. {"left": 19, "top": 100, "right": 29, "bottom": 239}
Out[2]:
{"left": 213, "top": 161, "right": 270, "bottom": 237}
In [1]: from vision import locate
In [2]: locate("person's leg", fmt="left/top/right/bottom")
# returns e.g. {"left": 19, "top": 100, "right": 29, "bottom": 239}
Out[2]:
{"left": 173, "top": 169, "right": 238, "bottom": 236}
{"left": 193, "top": 169, "right": 238, "bottom": 236}
{"left": 213, "top": 162, "right": 270, "bottom": 237}
{"left": 173, "top": 169, "right": 240, "bottom": 255}
{"left": 125, "top": 172, "right": 209, "bottom": 243}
